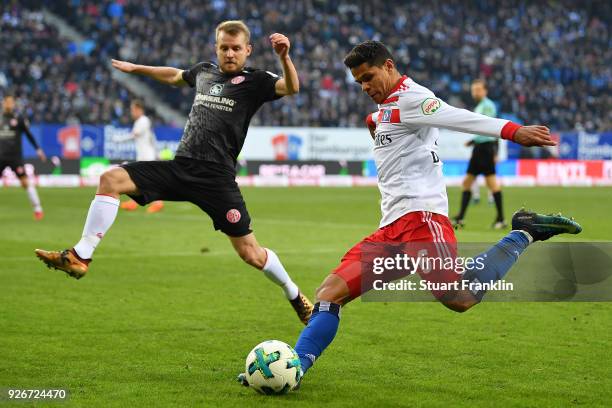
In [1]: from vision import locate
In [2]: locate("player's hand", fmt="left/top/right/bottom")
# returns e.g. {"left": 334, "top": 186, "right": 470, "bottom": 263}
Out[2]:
{"left": 513, "top": 125, "right": 556, "bottom": 147}
{"left": 111, "top": 59, "right": 137, "bottom": 73}
{"left": 36, "top": 148, "right": 47, "bottom": 162}
{"left": 270, "top": 33, "right": 290, "bottom": 58}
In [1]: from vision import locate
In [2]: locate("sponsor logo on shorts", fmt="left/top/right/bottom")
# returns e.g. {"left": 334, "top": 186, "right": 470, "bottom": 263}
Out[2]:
{"left": 226, "top": 209, "right": 241, "bottom": 223}
{"left": 421, "top": 98, "right": 441, "bottom": 115}
{"left": 231, "top": 75, "right": 245, "bottom": 84}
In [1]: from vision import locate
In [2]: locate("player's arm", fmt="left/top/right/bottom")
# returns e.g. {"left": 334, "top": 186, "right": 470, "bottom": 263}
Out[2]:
{"left": 401, "top": 95, "right": 555, "bottom": 147}
{"left": 269, "top": 33, "right": 299, "bottom": 96}
{"left": 111, "top": 59, "right": 187, "bottom": 86}
{"left": 20, "top": 116, "right": 46, "bottom": 162}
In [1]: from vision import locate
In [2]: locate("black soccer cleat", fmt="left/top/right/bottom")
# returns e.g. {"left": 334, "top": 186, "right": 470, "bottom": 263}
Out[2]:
{"left": 511, "top": 209, "right": 582, "bottom": 242}
{"left": 451, "top": 216, "right": 465, "bottom": 230}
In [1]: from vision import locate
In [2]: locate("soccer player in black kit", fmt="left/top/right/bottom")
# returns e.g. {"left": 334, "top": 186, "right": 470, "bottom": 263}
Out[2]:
{"left": 1, "top": 95, "right": 47, "bottom": 220}
{"left": 35, "top": 20, "right": 314, "bottom": 324}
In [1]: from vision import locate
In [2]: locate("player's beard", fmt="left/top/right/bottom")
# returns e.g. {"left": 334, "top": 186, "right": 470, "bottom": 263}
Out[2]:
{"left": 220, "top": 60, "right": 244, "bottom": 74}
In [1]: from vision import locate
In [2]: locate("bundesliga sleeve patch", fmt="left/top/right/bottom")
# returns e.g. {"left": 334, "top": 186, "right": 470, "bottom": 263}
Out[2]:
{"left": 420, "top": 98, "right": 441, "bottom": 115}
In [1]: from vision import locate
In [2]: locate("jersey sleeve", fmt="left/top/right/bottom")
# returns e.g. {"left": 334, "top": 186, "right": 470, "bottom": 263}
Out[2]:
{"left": 255, "top": 70, "right": 282, "bottom": 103}
{"left": 399, "top": 90, "right": 510, "bottom": 138}
{"left": 182, "top": 62, "right": 207, "bottom": 88}
{"left": 19, "top": 116, "right": 39, "bottom": 149}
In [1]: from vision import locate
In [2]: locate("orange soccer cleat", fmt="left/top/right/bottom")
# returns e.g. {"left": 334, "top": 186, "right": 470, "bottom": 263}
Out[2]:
{"left": 34, "top": 248, "right": 89, "bottom": 279}
{"left": 120, "top": 199, "right": 139, "bottom": 211}
{"left": 146, "top": 200, "right": 164, "bottom": 213}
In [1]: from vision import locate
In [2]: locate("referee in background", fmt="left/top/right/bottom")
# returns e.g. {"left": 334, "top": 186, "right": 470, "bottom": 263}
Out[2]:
{"left": 453, "top": 79, "right": 506, "bottom": 229}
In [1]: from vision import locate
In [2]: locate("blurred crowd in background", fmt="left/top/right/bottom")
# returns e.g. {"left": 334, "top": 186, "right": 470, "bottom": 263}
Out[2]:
{"left": 2, "top": 0, "right": 610, "bottom": 131}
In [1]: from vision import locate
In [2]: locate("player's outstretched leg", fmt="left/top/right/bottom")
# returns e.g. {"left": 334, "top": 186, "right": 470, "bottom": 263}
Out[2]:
{"left": 238, "top": 273, "right": 347, "bottom": 389}
{"left": 229, "top": 234, "right": 314, "bottom": 325}
{"left": 442, "top": 209, "right": 582, "bottom": 312}
{"left": 18, "top": 175, "right": 43, "bottom": 220}
{"left": 35, "top": 167, "right": 137, "bottom": 279}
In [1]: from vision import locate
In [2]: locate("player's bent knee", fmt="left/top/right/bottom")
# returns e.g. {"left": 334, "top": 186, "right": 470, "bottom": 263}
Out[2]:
{"left": 98, "top": 168, "right": 133, "bottom": 196}
{"left": 98, "top": 170, "right": 120, "bottom": 195}
{"left": 315, "top": 275, "right": 349, "bottom": 305}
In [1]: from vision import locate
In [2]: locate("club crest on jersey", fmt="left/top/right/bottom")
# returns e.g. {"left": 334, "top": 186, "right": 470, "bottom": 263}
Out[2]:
{"left": 209, "top": 83, "right": 224, "bottom": 96}
{"left": 421, "top": 98, "right": 441, "bottom": 115}
{"left": 380, "top": 109, "right": 392, "bottom": 123}
{"left": 226, "top": 209, "right": 241, "bottom": 223}
{"left": 231, "top": 75, "right": 245, "bottom": 85}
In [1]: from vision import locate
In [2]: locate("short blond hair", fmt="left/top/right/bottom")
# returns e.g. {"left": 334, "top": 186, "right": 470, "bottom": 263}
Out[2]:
{"left": 215, "top": 20, "right": 250, "bottom": 43}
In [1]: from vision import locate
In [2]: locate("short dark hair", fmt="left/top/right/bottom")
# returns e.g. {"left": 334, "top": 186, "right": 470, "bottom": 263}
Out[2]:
{"left": 343, "top": 41, "right": 394, "bottom": 69}
{"left": 472, "top": 79, "right": 487, "bottom": 90}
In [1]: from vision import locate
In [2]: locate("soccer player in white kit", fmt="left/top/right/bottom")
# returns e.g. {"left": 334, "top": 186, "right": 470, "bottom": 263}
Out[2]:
{"left": 238, "top": 40, "right": 583, "bottom": 389}
{"left": 120, "top": 100, "right": 164, "bottom": 213}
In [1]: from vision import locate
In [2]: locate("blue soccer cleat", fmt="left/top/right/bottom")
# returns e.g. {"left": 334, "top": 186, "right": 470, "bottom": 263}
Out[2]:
{"left": 511, "top": 209, "right": 582, "bottom": 242}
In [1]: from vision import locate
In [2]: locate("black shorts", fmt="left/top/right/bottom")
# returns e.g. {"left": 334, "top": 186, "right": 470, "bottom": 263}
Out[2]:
{"left": 0, "top": 158, "right": 26, "bottom": 177}
{"left": 121, "top": 157, "right": 251, "bottom": 237}
{"left": 467, "top": 142, "right": 497, "bottom": 176}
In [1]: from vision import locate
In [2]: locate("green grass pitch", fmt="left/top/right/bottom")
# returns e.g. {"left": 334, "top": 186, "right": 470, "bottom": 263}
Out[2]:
{"left": 1, "top": 186, "right": 611, "bottom": 407}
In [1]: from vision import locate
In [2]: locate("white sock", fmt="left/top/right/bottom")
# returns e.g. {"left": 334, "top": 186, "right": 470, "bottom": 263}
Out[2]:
{"left": 262, "top": 248, "right": 299, "bottom": 300}
{"left": 73, "top": 195, "right": 120, "bottom": 259}
{"left": 26, "top": 185, "right": 42, "bottom": 212}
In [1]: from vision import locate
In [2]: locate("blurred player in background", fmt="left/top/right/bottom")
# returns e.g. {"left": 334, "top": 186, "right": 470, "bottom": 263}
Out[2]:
{"left": 35, "top": 20, "right": 313, "bottom": 325}
{"left": 236, "top": 41, "right": 582, "bottom": 389}
{"left": 120, "top": 99, "right": 164, "bottom": 213}
{"left": 0, "top": 95, "right": 47, "bottom": 220}
{"left": 453, "top": 79, "right": 506, "bottom": 229}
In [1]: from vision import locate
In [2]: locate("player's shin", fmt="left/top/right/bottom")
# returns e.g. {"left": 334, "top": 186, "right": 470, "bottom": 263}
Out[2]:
{"left": 294, "top": 301, "right": 341, "bottom": 374}
{"left": 26, "top": 184, "right": 42, "bottom": 212}
{"left": 262, "top": 248, "right": 299, "bottom": 300}
{"left": 461, "top": 230, "right": 531, "bottom": 301}
{"left": 73, "top": 194, "right": 120, "bottom": 259}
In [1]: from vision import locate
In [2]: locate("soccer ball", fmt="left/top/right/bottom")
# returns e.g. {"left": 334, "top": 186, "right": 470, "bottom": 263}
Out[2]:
{"left": 244, "top": 340, "right": 302, "bottom": 395}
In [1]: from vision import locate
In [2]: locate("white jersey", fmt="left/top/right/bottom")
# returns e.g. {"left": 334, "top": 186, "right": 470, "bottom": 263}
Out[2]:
{"left": 132, "top": 115, "right": 157, "bottom": 161}
{"left": 369, "top": 76, "right": 513, "bottom": 227}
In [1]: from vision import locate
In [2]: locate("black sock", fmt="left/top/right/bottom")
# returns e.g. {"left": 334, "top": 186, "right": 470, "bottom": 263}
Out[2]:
{"left": 457, "top": 190, "right": 471, "bottom": 219}
{"left": 493, "top": 191, "right": 504, "bottom": 221}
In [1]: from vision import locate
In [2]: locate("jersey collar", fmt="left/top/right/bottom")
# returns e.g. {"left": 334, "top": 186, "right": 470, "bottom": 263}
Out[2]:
{"left": 381, "top": 75, "right": 408, "bottom": 104}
